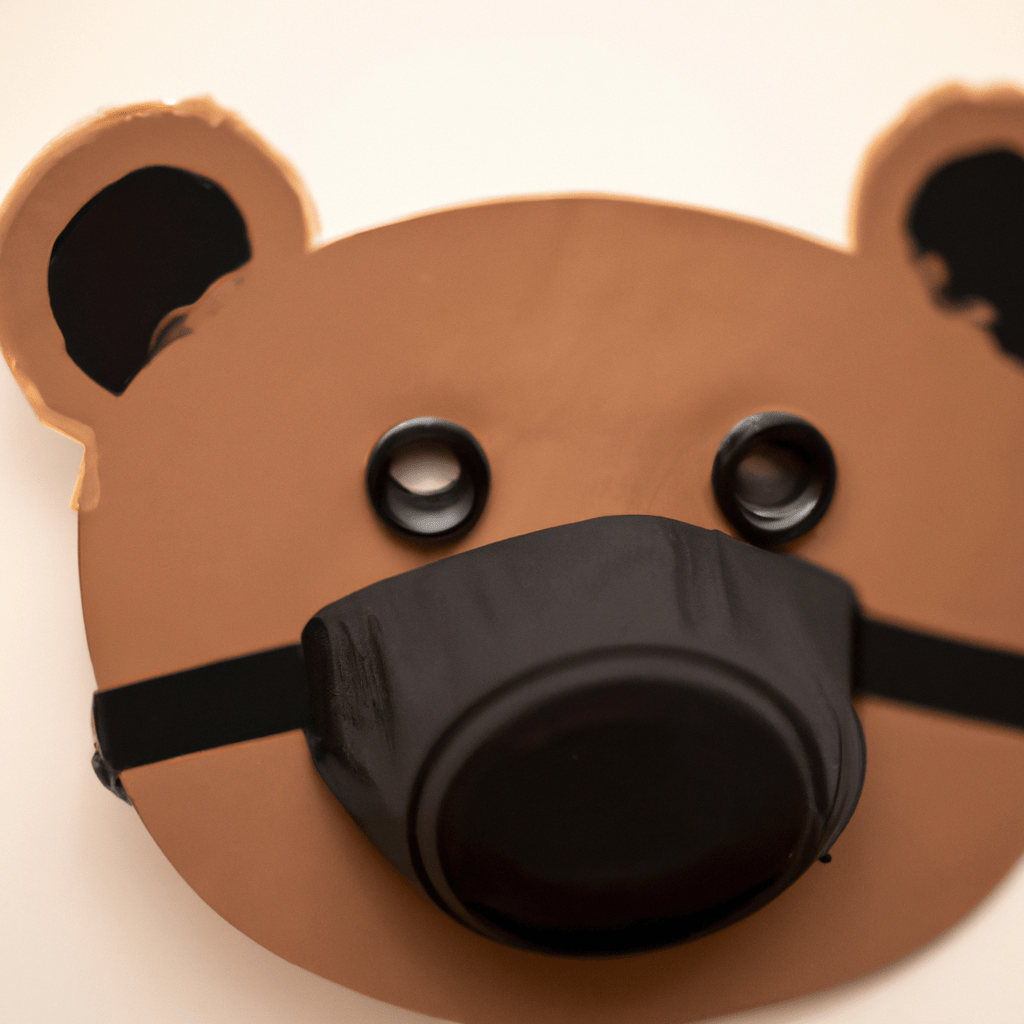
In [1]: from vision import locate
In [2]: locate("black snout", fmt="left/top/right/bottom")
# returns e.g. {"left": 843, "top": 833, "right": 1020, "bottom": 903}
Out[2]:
{"left": 302, "top": 516, "right": 865, "bottom": 956}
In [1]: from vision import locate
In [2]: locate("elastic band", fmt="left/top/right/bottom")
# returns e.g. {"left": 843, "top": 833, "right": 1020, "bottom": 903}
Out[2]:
{"left": 856, "top": 618, "right": 1024, "bottom": 729}
{"left": 89, "top": 618, "right": 1024, "bottom": 801}
{"left": 92, "top": 644, "right": 309, "bottom": 794}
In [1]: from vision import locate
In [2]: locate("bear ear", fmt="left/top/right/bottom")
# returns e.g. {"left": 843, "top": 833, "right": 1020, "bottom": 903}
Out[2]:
{"left": 853, "top": 84, "right": 1024, "bottom": 364}
{"left": 0, "top": 98, "right": 317, "bottom": 437}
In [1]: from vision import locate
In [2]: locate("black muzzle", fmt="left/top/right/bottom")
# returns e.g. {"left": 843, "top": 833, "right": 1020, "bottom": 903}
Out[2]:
{"left": 301, "top": 516, "right": 862, "bottom": 954}
{"left": 91, "top": 515, "right": 1024, "bottom": 956}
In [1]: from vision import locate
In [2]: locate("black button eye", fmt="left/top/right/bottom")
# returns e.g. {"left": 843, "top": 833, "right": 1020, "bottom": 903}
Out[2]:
{"left": 366, "top": 418, "right": 490, "bottom": 542}
{"left": 712, "top": 413, "right": 836, "bottom": 546}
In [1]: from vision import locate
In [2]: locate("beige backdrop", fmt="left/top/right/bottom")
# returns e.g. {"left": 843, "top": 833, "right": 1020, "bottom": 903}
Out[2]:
{"left": 1, "top": 3, "right": 1023, "bottom": 1023}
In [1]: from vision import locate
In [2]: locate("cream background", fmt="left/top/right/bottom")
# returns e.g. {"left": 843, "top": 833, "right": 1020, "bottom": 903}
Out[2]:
{"left": 1, "top": 2, "right": 1023, "bottom": 1021}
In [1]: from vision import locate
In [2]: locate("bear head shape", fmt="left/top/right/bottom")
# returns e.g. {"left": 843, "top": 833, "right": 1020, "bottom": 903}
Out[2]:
{"left": 1, "top": 84, "right": 1023, "bottom": 1023}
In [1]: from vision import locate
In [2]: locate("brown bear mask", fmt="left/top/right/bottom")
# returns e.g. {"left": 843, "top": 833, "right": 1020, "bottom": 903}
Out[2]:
{"left": 1, "top": 84, "right": 1023, "bottom": 1023}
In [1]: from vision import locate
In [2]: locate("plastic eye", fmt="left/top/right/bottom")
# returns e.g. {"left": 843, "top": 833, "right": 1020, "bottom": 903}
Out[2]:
{"left": 711, "top": 412, "right": 836, "bottom": 546}
{"left": 366, "top": 418, "right": 490, "bottom": 541}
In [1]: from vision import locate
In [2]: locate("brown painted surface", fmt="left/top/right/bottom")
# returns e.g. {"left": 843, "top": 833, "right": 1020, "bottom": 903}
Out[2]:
{"left": 1, "top": 85, "right": 1023, "bottom": 1022}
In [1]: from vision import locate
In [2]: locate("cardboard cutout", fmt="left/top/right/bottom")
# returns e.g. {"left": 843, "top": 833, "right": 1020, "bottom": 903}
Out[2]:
{"left": 1, "top": 84, "right": 1023, "bottom": 1022}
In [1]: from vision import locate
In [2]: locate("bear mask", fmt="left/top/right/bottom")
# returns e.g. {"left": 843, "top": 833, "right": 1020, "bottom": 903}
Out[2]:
{"left": 2, "top": 84, "right": 1023, "bottom": 1024}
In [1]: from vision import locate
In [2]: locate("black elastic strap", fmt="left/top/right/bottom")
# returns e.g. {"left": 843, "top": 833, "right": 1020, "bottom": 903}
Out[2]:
{"left": 856, "top": 617, "right": 1024, "bottom": 730}
{"left": 92, "top": 645, "right": 309, "bottom": 783}
{"left": 90, "top": 618, "right": 1024, "bottom": 801}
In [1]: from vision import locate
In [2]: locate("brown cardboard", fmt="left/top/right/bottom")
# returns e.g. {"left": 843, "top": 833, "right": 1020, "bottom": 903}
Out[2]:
{"left": 1, "top": 85, "right": 1023, "bottom": 1022}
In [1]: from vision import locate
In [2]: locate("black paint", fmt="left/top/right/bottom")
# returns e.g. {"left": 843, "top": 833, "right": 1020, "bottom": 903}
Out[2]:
{"left": 48, "top": 165, "right": 251, "bottom": 394}
{"left": 908, "top": 148, "right": 1024, "bottom": 363}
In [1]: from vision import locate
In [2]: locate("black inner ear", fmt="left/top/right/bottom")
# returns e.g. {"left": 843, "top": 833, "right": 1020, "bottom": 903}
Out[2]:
{"left": 908, "top": 149, "right": 1024, "bottom": 363}
{"left": 48, "top": 166, "right": 251, "bottom": 395}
